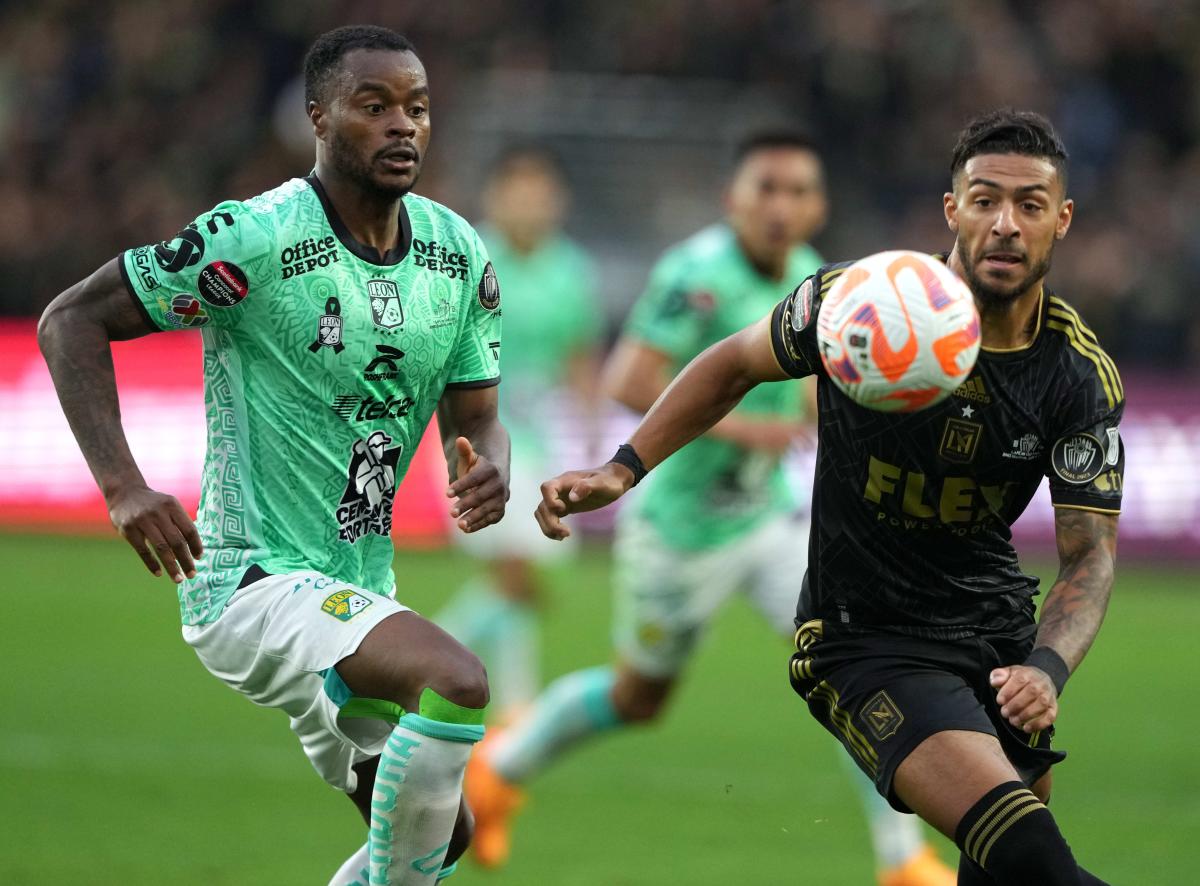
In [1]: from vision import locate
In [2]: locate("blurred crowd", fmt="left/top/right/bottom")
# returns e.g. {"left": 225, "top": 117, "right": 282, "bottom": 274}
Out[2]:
{"left": 2, "top": 0, "right": 1198, "bottom": 368}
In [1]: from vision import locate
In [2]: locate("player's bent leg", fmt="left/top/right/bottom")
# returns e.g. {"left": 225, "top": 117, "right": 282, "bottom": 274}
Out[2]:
{"left": 609, "top": 661, "right": 677, "bottom": 723}
{"left": 893, "top": 730, "right": 1090, "bottom": 886}
{"left": 335, "top": 612, "right": 487, "bottom": 885}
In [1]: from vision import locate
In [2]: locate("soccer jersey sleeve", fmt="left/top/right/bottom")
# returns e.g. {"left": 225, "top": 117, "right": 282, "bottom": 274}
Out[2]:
{"left": 624, "top": 253, "right": 710, "bottom": 362}
{"left": 445, "top": 235, "right": 502, "bottom": 388}
{"left": 118, "top": 201, "right": 274, "bottom": 331}
{"left": 769, "top": 274, "right": 823, "bottom": 379}
{"left": 1045, "top": 388, "right": 1125, "bottom": 513}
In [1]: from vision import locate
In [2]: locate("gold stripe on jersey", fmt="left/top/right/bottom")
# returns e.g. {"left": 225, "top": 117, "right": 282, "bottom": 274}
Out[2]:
{"left": 810, "top": 681, "right": 878, "bottom": 776}
{"left": 1047, "top": 297, "right": 1123, "bottom": 406}
{"left": 1052, "top": 503, "right": 1122, "bottom": 515}
{"left": 819, "top": 267, "right": 846, "bottom": 294}
{"left": 981, "top": 289, "right": 1044, "bottom": 354}
{"left": 1048, "top": 297, "right": 1122, "bottom": 397}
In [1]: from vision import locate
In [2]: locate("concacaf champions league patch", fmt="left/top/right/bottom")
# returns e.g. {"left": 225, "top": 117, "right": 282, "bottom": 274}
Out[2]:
{"left": 1051, "top": 432, "right": 1105, "bottom": 484}
{"left": 477, "top": 262, "right": 500, "bottom": 311}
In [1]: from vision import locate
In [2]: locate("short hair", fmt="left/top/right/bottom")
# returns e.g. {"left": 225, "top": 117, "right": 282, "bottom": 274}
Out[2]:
{"left": 950, "top": 109, "right": 1069, "bottom": 190}
{"left": 733, "top": 130, "right": 821, "bottom": 166}
{"left": 487, "top": 143, "right": 567, "bottom": 185}
{"left": 303, "top": 25, "right": 417, "bottom": 107}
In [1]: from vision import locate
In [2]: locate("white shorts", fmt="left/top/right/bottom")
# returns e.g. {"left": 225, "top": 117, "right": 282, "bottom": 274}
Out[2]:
{"left": 453, "top": 446, "right": 577, "bottom": 561}
{"left": 181, "top": 570, "right": 410, "bottom": 793}
{"left": 613, "top": 513, "right": 809, "bottom": 678}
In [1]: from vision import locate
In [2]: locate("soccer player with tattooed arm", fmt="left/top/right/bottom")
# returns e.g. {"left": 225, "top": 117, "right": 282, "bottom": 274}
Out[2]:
{"left": 536, "top": 109, "right": 1121, "bottom": 885}
{"left": 39, "top": 25, "right": 509, "bottom": 886}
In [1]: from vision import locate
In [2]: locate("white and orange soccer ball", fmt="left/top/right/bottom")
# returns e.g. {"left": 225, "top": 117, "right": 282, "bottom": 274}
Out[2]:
{"left": 816, "top": 250, "right": 981, "bottom": 412}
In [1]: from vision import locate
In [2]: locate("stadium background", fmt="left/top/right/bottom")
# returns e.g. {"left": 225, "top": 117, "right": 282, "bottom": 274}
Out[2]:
{"left": 1, "top": 2, "right": 1197, "bottom": 883}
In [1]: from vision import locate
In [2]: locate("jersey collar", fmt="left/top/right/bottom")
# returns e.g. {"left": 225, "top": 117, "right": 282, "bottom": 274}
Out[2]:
{"left": 305, "top": 173, "right": 413, "bottom": 267}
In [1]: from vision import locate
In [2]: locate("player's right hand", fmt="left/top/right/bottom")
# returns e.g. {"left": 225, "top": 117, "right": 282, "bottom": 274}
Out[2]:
{"left": 107, "top": 484, "right": 203, "bottom": 584}
{"left": 535, "top": 464, "right": 634, "bottom": 541}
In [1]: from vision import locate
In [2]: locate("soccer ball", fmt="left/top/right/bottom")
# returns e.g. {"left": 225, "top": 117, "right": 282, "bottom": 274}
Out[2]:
{"left": 816, "top": 250, "right": 980, "bottom": 412}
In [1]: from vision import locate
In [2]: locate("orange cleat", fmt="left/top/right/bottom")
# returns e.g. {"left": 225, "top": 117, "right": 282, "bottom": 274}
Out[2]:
{"left": 464, "top": 734, "right": 526, "bottom": 869}
{"left": 878, "top": 845, "right": 958, "bottom": 886}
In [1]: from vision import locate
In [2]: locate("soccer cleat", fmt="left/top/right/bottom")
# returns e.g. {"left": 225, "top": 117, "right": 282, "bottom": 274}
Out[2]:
{"left": 464, "top": 734, "right": 526, "bottom": 869}
{"left": 877, "top": 845, "right": 957, "bottom": 886}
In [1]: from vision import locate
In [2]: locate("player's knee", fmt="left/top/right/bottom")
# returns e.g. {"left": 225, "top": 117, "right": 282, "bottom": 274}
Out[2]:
{"left": 429, "top": 649, "right": 490, "bottom": 711}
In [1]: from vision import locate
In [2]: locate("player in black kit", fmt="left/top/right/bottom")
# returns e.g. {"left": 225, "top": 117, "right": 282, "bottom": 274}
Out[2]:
{"left": 534, "top": 110, "right": 1119, "bottom": 886}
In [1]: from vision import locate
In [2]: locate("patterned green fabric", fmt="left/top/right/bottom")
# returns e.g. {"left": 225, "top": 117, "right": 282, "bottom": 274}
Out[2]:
{"left": 478, "top": 225, "right": 599, "bottom": 454}
{"left": 623, "top": 224, "right": 821, "bottom": 550}
{"left": 120, "top": 177, "right": 501, "bottom": 624}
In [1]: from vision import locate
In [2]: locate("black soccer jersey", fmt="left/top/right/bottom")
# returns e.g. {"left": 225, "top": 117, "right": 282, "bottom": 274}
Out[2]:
{"left": 770, "top": 258, "right": 1125, "bottom": 640}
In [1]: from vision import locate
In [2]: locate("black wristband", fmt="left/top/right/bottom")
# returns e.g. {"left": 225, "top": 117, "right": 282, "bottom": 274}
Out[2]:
{"left": 1024, "top": 646, "right": 1070, "bottom": 696}
{"left": 608, "top": 443, "right": 648, "bottom": 487}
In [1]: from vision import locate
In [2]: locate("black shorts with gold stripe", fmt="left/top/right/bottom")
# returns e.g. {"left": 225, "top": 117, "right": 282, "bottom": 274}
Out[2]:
{"left": 789, "top": 619, "right": 1066, "bottom": 812}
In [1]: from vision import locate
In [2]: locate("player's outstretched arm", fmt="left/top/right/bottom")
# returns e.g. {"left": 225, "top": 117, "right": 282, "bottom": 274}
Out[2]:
{"left": 535, "top": 313, "right": 789, "bottom": 540}
{"left": 437, "top": 385, "right": 510, "bottom": 533}
{"left": 991, "top": 508, "right": 1118, "bottom": 732}
{"left": 38, "top": 259, "right": 203, "bottom": 583}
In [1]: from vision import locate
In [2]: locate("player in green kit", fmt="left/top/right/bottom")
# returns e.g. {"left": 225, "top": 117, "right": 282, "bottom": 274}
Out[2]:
{"left": 438, "top": 145, "right": 601, "bottom": 721}
{"left": 39, "top": 26, "right": 506, "bottom": 886}
{"left": 467, "top": 132, "right": 954, "bottom": 885}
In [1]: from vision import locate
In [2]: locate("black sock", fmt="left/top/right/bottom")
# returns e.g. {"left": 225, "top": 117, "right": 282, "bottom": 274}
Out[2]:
{"left": 954, "top": 782, "right": 1082, "bottom": 886}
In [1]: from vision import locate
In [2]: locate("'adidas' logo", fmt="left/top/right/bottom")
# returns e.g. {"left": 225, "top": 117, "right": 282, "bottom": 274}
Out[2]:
{"left": 953, "top": 376, "right": 991, "bottom": 404}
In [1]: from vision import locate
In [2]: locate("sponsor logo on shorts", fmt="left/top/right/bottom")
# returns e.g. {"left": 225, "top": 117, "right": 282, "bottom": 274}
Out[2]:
{"left": 321, "top": 589, "right": 373, "bottom": 621}
{"left": 1051, "top": 432, "right": 1105, "bottom": 484}
{"left": 477, "top": 262, "right": 500, "bottom": 311}
{"left": 197, "top": 261, "right": 249, "bottom": 307}
{"left": 859, "top": 690, "right": 904, "bottom": 741}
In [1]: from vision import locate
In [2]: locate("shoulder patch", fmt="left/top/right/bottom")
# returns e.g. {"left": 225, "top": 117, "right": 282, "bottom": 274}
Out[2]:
{"left": 1051, "top": 432, "right": 1106, "bottom": 484}
{"left": 789, "top": 278, "right": 815, "bottom": 332}
{"left": 197, "top": 261, "right": 249, "bottom": 307}
{"left": 477, "top": 261, "right": 500, "bottom": 311}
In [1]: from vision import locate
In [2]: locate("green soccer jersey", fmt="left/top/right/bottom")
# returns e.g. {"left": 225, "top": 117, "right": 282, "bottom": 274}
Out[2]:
{"left": 478, "top": 225, "right": 600, "bottom": 456}
{"left": 623, "top": 224, "right": 821, "bottom": 550}
{"left": 120, "top": 176, "right": 501, "bottom": 625}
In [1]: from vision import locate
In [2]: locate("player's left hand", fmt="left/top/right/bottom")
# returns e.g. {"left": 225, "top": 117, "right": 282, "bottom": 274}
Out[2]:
{"left": 447, "top": 436, "right": 507, "bottom": 533}
{"left": 990, "top": 665, "right": 1059, "bottom": 733}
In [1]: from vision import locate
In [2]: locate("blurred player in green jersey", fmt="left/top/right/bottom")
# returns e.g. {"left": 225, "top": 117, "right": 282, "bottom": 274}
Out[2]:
{"left": 438, "top": 146, "right": 602, "bottom": 720}
{"left": 39, "top": 26, "right": 507, "bottom": 886}
{"left": 467, "top": 132, "right": 954, "bottom": 885}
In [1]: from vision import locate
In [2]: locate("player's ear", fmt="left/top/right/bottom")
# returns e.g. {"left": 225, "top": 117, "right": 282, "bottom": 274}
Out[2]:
{"left": 943, "top": 191, "right": 959, "bottom": 233}
{"left": 309, "top": 101, "right": 328, "bottom": 139}
{"left": 1055, "top": 198, "right": 1074, "bottom": 240}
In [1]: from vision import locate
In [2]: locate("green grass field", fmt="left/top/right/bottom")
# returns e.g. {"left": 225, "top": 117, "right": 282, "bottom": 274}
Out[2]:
{"left": 2, "top": 532, "right": 1197, "bottom": 884}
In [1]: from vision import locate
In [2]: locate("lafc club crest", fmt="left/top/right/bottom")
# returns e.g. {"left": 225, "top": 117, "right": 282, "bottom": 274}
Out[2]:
{"left": 368, "top": 279, "right": 404, "bottom": 329}
{"left": 859, "top": 690, "right": 904, "bottom": 741}
{"left": 309, "top": 296, "right": 345, "bottom": 353}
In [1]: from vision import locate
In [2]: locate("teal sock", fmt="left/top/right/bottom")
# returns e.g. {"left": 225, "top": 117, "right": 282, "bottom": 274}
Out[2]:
{"left": 836, "top": 747, "right": 923, "bottom": 869}
{"left": 486, "top": 666, "right": 619, "bottom": 784}
{"left": 368, "top": 700, "right": 484, "bottom": 885}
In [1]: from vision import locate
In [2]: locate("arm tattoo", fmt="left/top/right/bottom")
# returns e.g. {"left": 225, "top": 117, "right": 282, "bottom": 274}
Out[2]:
{"left": 1037, "top": 508, "right": 1119, "bottom": 673}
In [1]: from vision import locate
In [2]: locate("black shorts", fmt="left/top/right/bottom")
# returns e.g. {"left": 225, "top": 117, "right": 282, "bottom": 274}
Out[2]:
{"left": 788, "top": 619, "right": 1066, "bottom": 812}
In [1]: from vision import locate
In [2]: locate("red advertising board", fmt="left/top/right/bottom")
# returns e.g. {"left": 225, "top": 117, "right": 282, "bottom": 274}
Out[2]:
{"left": 3, "top": 321, "right": 1198, "bottom": 559}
